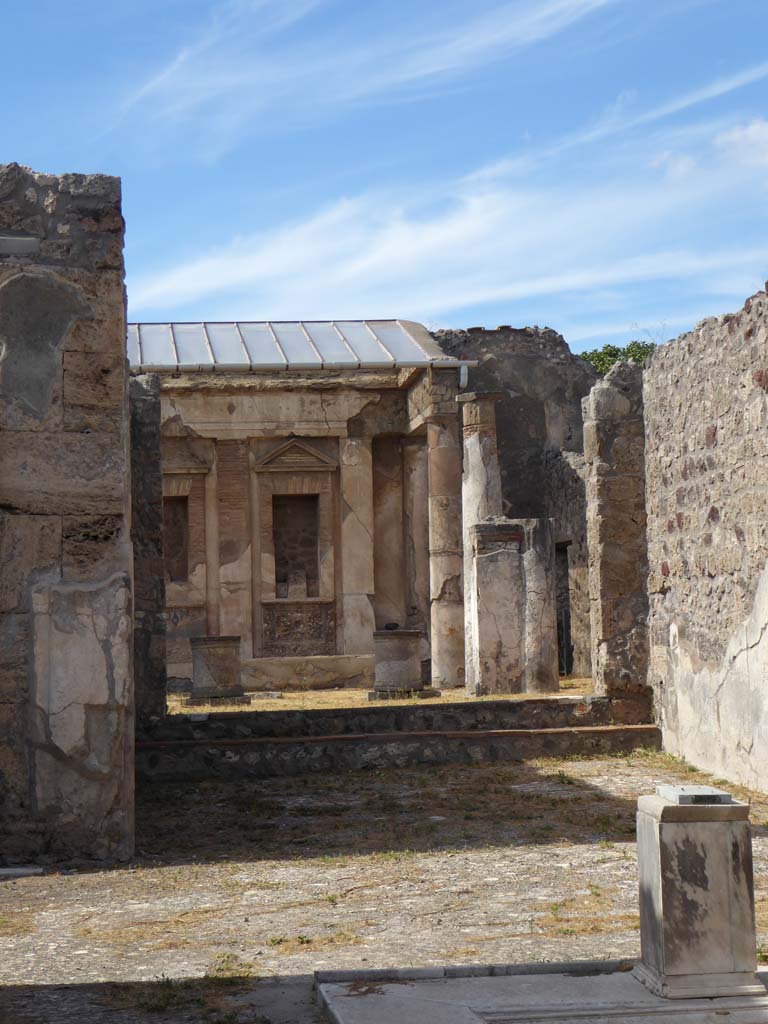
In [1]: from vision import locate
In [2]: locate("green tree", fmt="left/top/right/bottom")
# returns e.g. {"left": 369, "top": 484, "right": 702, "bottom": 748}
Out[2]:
{"left": 579, "top": 339, "right": 656, "bottom": 375}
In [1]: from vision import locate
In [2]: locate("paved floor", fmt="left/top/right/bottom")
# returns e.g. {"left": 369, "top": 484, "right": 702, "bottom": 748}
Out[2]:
{"left": 2, "top": 750, "right": 767, "bottom": 1023}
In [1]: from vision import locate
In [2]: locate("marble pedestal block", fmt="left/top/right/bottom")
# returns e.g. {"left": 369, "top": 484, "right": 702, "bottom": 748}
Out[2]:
{"left": 184, "top": 635, "right": 251, "bottom": 706}
{"left": 633, "top": 785, "right": 764, "bottom": 999}
{"left": 369, "top": 630, "right": 440, "bottom": 700}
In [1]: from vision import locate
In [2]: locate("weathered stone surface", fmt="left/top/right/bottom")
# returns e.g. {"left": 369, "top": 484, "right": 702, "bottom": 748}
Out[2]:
{"left": 644, "top": 290, "right": 768, "bottom": 788}
{"left": 634, "top": 787, "right": 762, "bottom": 998}
{"left": 584, "top": 361, "right": 651, "bottom": 718}
{"left": 241, "top": 654, "right": 374, "bottom": 692}
{"left": 373, "top": 629, "right": 423, "bottom": 692}
{"left": 436, "top": 325, "right": 597, "bottom": 677}
{"left": 130, "top": 374, "right": 167, "bottom": 725}
{"left": 30, "top": 574, "right": 133, "bottom": 860}
{"left": 0, "top": 164, "right": 132, "bottom": 862}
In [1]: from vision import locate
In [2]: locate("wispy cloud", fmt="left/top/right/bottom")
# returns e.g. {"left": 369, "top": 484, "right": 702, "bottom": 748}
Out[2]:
{"left": 129, "top": 123, "right": 768, "bottom": 324}
{"left": 121, "top": 0, "right": 616, "bottom": 152}
{"left": 715, "top": 118, "right": 768, "bottom": 167}
{"left": 473, "top": 58, "right": 768, "bottom": 180}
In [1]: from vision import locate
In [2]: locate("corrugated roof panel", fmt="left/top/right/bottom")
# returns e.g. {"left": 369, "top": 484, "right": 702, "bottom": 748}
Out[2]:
{"left": 172, "top": 323, "right": 211, "bottom": 367}
{"left": 139, "top": 323, "right": 175, "bottom": 367}
{"left": 304, "top": 322, "right": 358, "bottom": 365}
{"left": 206, "top": 323, "right": 248, "bottom": 365}
{"left": 238, "top": 323, "right": 286, "bottom": 368}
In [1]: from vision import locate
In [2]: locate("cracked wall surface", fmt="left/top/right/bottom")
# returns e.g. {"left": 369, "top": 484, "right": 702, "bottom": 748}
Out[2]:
{"left": 0, "top": 163, "right": 132, "bottom": 861}
{"left": 644, "top": 289, "right": 768, "bottom": 787}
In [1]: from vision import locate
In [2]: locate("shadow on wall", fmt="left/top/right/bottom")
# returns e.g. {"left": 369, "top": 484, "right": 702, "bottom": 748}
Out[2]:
{"left": 133, "top": 759, "right": 656, "bottom": 867}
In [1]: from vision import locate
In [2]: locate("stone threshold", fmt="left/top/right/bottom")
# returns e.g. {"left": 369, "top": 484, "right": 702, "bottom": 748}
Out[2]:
{"left": 315, "top": 961, "right": 768, "bottom": 1024}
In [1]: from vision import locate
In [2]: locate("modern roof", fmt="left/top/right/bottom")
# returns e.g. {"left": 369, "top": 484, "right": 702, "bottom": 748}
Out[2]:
{"left": 127, "top": 319, "right": 461, "bottom": 372}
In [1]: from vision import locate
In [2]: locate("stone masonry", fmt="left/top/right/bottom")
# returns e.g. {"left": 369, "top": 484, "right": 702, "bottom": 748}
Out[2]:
{"left": 583, "top": 361, "right": 651, "bottom": 723}
{"left": 643, "top": 290, "right": 768, "bottom": 789}
{"left": 130, "top": 374, "right": 167, "bottom": 726}
{"left": 435, "top": 326, "right": 597, "bottom": 677}
{"left": 0, "top": 163, "right": 133, "bottom": 861}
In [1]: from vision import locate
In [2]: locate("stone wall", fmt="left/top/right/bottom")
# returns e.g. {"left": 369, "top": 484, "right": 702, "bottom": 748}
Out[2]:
{"left": 583, "top": 361, "right": 651, "bottom": 723}
{"left": 130, "top": 375, "right": 166, "bottom": 726}
{"left": 435, "top": 326, "right": 596, "bottom": 677}
{"left": 0, "top": 163, "right": 133, "bottom": 861}
{"left": 644, "top": 289, "right": 768, "bottom": 788}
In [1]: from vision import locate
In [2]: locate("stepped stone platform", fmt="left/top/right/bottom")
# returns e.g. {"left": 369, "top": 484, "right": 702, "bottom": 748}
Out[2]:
{"left": 135, "top": 696, "right": 659, "bottom": 782}
{"left": 315, "top": 961, "right": 768, "bottom": 1024}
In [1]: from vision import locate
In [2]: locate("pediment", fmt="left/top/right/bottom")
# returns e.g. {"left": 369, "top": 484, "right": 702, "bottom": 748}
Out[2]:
{"left": 254, "top": 439, "right": 337, "bottom": 472}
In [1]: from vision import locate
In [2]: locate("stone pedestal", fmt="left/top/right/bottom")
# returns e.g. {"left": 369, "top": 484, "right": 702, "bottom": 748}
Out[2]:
{"left": 184, "top": 635, "right": 250, "bottom": 706}
{"left": 634, "top": 785, "right": 764, "bottom": 1000}
{"left": 369, "top": 629, "right": 440, "bottom": 700}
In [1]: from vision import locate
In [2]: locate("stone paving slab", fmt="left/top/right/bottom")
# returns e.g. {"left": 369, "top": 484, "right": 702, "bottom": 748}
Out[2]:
{"left": 316, "top": 964, "right": 768, "bottom": 1024}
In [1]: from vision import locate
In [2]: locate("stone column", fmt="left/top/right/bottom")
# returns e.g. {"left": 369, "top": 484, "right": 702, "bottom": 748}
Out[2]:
{"left": 204, "top": 456, "right": 221, "bottom": 636}
{"left": 514, "top": 517, "right": 560, "bottom": 693}
{"left": 372, "top": 437, "right": 407, "bottom": 628}
{"left": 459, "top": 392, "right": 504, "bottom": 692}
{"left": 583, "top": 361, "right": 651, "bottom": 721}
{"left": 340, "top": 436, "right": 376, "bottom": 654}
{"left": 130, "top": 374, "right": 167, "bottom": 726}
{"left": 427, "top": 414, "right": 464, "bottom": 688}
{"left": 402, "top": 437, "right": 430, "bottom": 660}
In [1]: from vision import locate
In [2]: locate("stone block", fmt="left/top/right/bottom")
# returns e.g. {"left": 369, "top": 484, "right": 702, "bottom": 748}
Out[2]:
{"left": 0, "top": 613, "right": 30, "bottom": 700}
{"left": 61, "top": 515, "right": 127, "bottom": 580}
{"left": 241, "top": 654, "right": 374, "bottom": 691}
{"left": 62, "top": 349, "right": 124, "bottom": 432}
{"left": 0, "top": 431, "right": 126, "bottom": 515}
{"left": 0, "top": 513, "right": 61, "bottom": 612}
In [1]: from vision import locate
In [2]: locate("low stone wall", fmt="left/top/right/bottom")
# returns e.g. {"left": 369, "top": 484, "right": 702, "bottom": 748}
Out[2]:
{"left": 140, "top": 694, "right": 614, "bottom": 743}
{"left": 136, "top": 722, "right": 659, "bottom": 782}
{"left": 643, "top": 289, "right": 768, "bottom": 790}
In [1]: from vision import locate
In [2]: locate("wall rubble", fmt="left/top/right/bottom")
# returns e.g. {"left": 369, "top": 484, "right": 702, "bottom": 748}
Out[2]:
{"left": 0, "top": 162, "right": 133, "bottom": 861}
{"left": 644, "top": 290, "right": 768, "bottom": 788}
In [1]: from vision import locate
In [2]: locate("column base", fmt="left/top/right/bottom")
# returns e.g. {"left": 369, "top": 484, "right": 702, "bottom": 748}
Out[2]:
{"left": 632, "top": 963, "right": 767, "bottom": 1000}
{"left": 182, "top": 688, "right": 251, "bottom": 707}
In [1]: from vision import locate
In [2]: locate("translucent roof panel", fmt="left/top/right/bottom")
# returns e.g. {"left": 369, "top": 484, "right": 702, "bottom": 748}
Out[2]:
{"left": 238, "top": 323, "right": 286, "bottom": 368}
{"left": 206, "top": 323, "right": 249, "bottom": 366}
{"left": 271, "top": 323, "right": 322, "bottom": 367}
{"left": 172, "top": 323, "right": 211, "bottom": 367}
{"left": 138, "top": 324, "right": 175, "bottom": 367}
{"left": 128, "top": 320, "right": 459, "bottom": 371}
{"left": 335, "top": 322, "right": 393, "bottom": 365}
{"left": 304, "top": 322, "right": 358, "bottom": 365}
{"left": 126, "top": 323, "right": 140, "bottom": 366}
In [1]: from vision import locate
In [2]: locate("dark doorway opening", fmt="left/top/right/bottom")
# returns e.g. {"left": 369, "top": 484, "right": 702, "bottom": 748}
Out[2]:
{"left": 555, "top": 542, "right": 574, "bottom": 675}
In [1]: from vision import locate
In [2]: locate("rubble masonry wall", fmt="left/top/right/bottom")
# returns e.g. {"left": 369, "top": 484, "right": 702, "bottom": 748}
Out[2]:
{"left": 643, "top": 289, "right": 768, "bottom": 788}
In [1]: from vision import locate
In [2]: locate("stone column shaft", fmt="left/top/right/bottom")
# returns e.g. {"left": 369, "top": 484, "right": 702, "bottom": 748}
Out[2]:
{"left": 403, "top": 437, "right": 430, "bottom": 657}
{"left": 459, "top": 392, "right": 504, "bottom": 692}
{"left": 427, "top": 416, "right": 464, "bottom": 687}
{"left": 340, "top": 436, "right": 376, "bottom": 654}
{"left": 204, "top": 458, "right": 221, "bottom": 636}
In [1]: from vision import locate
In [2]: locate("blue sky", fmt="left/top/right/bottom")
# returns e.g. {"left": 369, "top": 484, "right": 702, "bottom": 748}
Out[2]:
{"left": 4, "top": 0, "right": 768, "bottom": 350}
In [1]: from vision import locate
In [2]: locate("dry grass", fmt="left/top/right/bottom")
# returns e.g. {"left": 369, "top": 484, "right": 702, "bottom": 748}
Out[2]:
{"left": 166, "top": 676, "right": 593, "bottom": 715}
